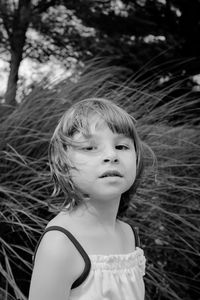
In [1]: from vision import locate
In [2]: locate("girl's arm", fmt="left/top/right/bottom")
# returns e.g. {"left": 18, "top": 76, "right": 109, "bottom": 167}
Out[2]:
{"left": 28, "top": 231, "right": 80, "bottom": 300}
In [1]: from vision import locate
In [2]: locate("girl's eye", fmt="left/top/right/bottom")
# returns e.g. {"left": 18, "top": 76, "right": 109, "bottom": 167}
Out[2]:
{"left": 82, "top": 146, "right": 97, "bottom": 151}
{"left": 116, "top": 144, "right": 129, "bottom": 150}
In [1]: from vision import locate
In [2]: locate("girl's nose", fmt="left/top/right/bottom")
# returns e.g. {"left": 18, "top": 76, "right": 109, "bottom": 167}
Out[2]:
{"left": 103, "top": 147, "right": 119, "bottom": 163}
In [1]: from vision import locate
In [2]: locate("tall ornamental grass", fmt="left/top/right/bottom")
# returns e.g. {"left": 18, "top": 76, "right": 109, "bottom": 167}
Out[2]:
{"left": 0, "top": 64, "right": 199, "bottom": 300}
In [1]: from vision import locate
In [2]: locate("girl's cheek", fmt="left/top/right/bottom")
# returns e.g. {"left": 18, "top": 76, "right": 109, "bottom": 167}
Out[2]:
{"left": 73, "top": 154, "right": 90, "bottom": 166}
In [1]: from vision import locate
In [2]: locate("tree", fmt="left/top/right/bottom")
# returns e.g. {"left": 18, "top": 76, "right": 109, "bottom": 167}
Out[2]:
{"left": 0, "top": 0, "right": 31, "bottom": 106}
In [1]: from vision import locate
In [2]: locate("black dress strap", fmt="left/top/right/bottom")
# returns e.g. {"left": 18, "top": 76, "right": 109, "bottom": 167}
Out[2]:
{"left": 130, "top": 225, "right": 141, "bottom": 248}
{"left": 32, "top": 225, "right": 91, "bottom": 289}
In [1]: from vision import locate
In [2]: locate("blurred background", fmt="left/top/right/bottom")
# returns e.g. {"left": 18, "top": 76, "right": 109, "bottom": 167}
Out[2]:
{"left": 0, "top": 1, "right": 200, "bottom": 300}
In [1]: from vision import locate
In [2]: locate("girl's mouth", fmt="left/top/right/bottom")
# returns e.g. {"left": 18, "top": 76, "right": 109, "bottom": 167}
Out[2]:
{"left": 99, "top": 170, "right": 123, "bottom": 178}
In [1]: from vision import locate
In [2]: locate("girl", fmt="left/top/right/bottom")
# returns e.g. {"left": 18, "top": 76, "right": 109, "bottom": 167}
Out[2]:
{"left": 28, "top": 98, "right": 151, "bottom": 300}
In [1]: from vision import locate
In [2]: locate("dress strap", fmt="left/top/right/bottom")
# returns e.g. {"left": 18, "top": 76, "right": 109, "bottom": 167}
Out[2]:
{"left": 130, "top": 225, "right": 141, "bottom": 248}
{"left": 32, "top": 225, "right": 91, "bottom": 289}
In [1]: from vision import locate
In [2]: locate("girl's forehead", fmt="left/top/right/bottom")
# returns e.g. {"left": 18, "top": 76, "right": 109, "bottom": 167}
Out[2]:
{"left": 72, "top": 116, "right": 110, "bottom": 141}
{"left": 89, "top": 115, "right": 108, "bottom": 131}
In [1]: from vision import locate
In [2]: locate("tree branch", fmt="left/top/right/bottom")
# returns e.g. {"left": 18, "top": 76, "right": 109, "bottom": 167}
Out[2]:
{"left": 0, "top": 2, "right": 12, "bottom": 39}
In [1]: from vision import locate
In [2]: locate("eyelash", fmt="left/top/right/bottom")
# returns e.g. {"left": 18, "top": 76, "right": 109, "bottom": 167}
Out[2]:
{"left": 116, "top": 144, "right": 129, "bottom": 150}
{"left": 82, "top": 146, "right": 96, "bottom": 151}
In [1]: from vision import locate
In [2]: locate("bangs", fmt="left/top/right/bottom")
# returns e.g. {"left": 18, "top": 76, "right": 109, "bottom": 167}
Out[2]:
{"left": 62, "top": 98, "right": 137, "bottom": 141}
{"left": 101, "top": 110, "right": 137, "bottom": 140}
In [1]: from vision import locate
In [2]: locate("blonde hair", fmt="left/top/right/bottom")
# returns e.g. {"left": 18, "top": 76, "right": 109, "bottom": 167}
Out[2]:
{"left": 49, "top": 98, "right": 150, "bottom": 216}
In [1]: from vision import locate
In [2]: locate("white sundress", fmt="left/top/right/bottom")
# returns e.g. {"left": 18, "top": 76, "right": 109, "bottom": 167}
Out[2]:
{"left": 33, "top": 225, "right": 146, "bottom": 300}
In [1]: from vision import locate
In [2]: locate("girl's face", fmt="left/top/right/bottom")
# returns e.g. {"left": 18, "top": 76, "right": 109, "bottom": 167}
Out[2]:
{"left": 68, "top": 116, "right": 137, "bottom": 202}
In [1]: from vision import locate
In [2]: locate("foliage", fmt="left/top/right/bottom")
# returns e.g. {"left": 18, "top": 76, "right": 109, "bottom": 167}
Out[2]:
{"left": 0, "top": 63, "right": 200, "bottom": 299}
{"left": 1, "top": 0, "right": 200, "bottom": 105}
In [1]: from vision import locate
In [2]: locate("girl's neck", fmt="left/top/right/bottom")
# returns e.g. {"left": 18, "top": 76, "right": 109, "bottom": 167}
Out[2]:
{"left": 70, "top": 196, "right": 120, "bottom": 232}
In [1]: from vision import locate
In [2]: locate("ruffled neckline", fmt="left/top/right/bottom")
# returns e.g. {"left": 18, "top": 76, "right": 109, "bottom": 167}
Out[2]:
{"left": 88, "top": 247, "right": 145, "bottom": 271}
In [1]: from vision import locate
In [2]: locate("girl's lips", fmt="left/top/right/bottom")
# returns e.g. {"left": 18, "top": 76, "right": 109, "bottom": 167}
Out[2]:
{"left": 99, "top": 170, "right": 123, "bottom": 178}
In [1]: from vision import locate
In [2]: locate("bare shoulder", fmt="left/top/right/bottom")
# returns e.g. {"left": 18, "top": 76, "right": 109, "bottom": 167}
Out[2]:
{"left": 38, "top": 213, "right": 85, "bottom": 271}
{"left": 117, "top": 219, "right": 136, "bottom": 249}
{"left": 117, "top": 219, "right": 133, "bottom": 232}
{"left": 29, "top": 220, "right": 85, "bottom": 300}
{"left": 34, "top": 228, "right": 76, "bottom": 265}
{"left": 33, "top": 229, "right": 83, "bottom": 284}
